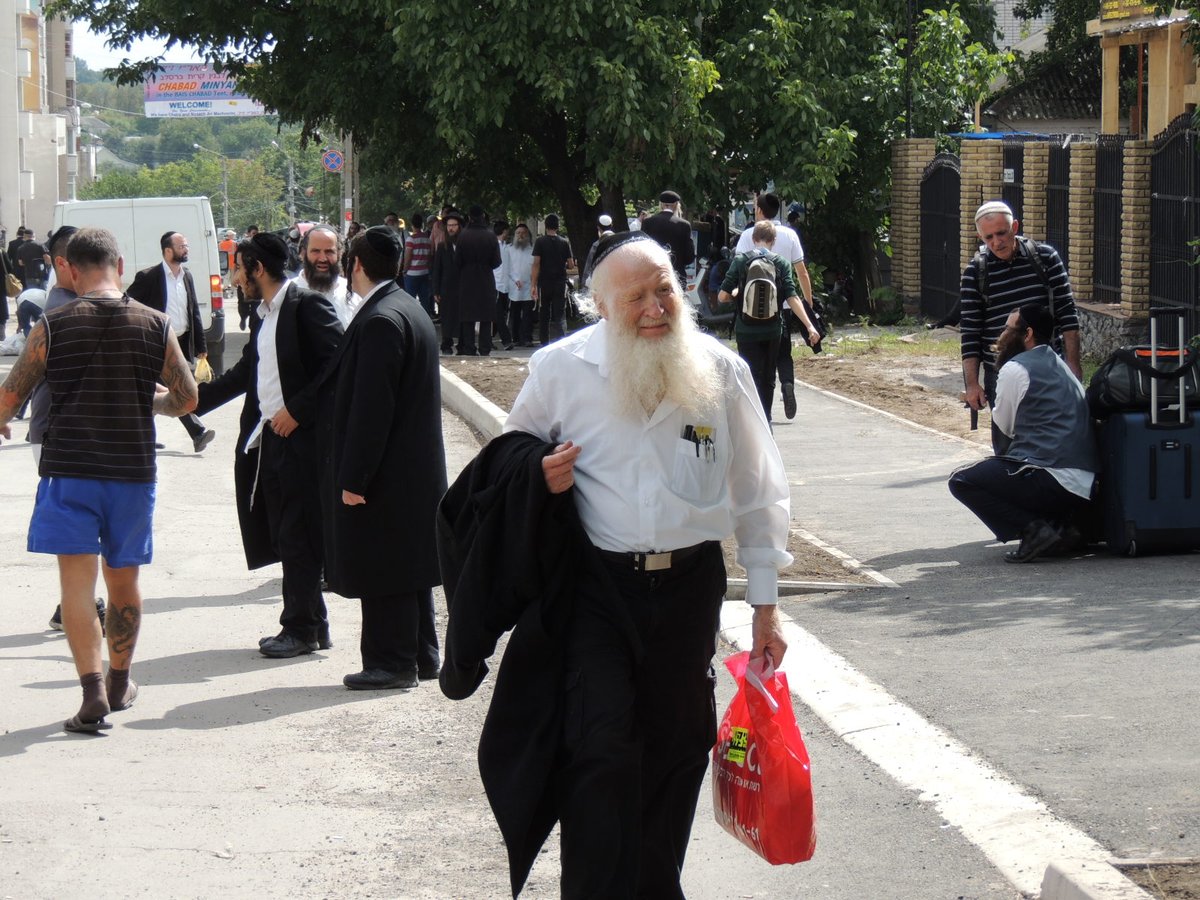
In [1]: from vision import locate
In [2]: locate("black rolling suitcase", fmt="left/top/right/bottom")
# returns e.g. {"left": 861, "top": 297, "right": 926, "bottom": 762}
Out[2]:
{"left": 1097, "top": 308, "right": 1200, "bottom": 556}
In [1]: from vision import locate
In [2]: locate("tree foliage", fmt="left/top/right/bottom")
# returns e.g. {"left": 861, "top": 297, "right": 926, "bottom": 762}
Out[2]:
{"left": 54, "top": 0, "right": 1003, "bottom": 283}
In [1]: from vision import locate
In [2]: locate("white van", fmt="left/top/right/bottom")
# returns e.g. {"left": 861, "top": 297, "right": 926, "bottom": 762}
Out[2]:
{"left": 52, "top": 196, "right": 226, "bottom": 371}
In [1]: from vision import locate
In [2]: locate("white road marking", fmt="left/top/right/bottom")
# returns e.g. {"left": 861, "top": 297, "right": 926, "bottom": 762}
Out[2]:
{"left": 720, "top": 604, "right": 1151, "bottom": 899}
{"left": 792, "top": 526, "right": 899, "bottom": 588}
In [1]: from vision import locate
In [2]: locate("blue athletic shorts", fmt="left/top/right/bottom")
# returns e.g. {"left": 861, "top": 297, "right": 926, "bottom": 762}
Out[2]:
{"left": 27, "top": 477, "right": 156, "bottom": 568}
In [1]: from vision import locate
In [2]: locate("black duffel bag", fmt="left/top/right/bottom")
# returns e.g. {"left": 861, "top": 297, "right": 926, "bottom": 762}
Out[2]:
{"left": 1087, "top": 344, "right": 1200, "bottom": 418}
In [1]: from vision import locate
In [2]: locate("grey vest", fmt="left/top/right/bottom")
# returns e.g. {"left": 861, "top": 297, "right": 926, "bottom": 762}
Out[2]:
{"left": 1004, "top": 345, "right": 1098, "bottom": 473}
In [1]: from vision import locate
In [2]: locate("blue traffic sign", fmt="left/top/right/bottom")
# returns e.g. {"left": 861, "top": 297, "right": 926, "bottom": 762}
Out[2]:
{"left": 322, "top": 149, "right": 345, "bottom": 173}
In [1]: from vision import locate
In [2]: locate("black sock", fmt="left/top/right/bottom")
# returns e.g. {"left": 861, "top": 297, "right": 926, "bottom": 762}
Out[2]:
{"left": 79, "top": 672, "right": 109, "bottom": 722}
{"left": 106, "top": 666, "right": 130, "bottom": 706}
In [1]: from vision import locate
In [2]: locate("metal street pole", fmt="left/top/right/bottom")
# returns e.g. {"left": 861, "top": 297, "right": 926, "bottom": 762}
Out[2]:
{"left": 193, "top": 143, "right": 230, "bottom": 230}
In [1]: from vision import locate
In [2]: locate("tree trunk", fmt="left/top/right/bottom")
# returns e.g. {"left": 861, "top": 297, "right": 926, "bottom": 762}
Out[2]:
{"left": 854, "top": 229, "right": 881, "bottom": 316}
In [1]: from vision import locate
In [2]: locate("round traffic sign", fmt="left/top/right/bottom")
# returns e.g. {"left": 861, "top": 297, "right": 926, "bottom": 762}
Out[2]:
{"left": 322, "top": 149, "right": 345, "bottom": 173}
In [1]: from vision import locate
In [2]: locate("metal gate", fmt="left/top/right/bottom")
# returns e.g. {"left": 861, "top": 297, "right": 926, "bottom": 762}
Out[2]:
{"left": 1093, "top": 135, "right": 1127, "bottom": 303}
{"left": 1046, "top": 142, "right": 1071, "bottom": 269}
{"left": 1150, "top": 114, "right": 1200, "bottom": 335}
{"left": 920, "top": 153, "right": 962, "bottom": 321}
{"left": 1001, "top": 139, "right": 1025, "bottom": 223}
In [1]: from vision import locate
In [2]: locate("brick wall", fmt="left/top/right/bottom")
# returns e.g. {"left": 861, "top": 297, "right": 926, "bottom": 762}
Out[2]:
{"left": 959, "top": 141, "right": 1004, "bottom": 267}
{"left": 1067, "top": 143, "right": 1097, "bottom": 302}
{"left": 1021, "top": 142, "right": 1051, "bottom": 241}
{"left": 1120, "top": 140, "right": 1153, "bottom": 317}
{"left": 890, "top": 138, "right": 937, "bottom": 299}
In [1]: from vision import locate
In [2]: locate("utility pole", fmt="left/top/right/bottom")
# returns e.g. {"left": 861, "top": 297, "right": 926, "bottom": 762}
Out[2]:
{"left": 193, "top": 143, "right": 229, "bottom": 230}
{"left": 287, "top": 158, "right": 296, "bottom": 222}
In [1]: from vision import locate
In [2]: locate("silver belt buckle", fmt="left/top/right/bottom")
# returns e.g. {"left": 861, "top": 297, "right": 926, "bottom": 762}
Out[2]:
{"left": 644, "top": 551, "right": 671, "bottom": 572}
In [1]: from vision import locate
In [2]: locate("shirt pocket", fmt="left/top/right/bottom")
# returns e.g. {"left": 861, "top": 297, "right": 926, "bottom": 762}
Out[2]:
{"left": 670, "top": 437, "right": 722, "bottom": 504}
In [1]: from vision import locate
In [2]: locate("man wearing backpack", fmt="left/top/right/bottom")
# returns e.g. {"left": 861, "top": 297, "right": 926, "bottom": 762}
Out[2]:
{"left": 719, "top": 221, "right": 820, "bottom": 423}
{"left": 960, "top": 200, "right": 1081, "bottom": 452}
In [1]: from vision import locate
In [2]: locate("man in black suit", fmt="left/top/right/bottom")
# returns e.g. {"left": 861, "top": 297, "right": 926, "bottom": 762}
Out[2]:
{"left": 639, "top": 189, "right": 695, "bottom": 282}
{"left": 6, "top": 227, "right": 27, "bottom": 274}
{"left": 318, "top": 226, "right": 447, "bottom": 690}
{"left": 126, "top": 232, "right": 216, "bottom": 453}
{"left": 196, "top": 233, "right": 343, "bottom": 657}
{"left": 431, "top": 210, "right": 464, "bottom": 355}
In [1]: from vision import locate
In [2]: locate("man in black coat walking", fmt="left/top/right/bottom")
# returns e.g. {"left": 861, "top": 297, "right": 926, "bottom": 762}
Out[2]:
{"left": 127, "top": 231, "right": 216, "bottom": 453}
{"left": 195, "top": 232, "right": 343, "bottom": 658}
{"left": 639, "top": 189, "right": 695, "bottom": 282}
{"left": 454, "top": 205, "right": 502, "bottom": 356}
{"left": 318, "top": 226, "right": 447, "bottom": 690}
{"left": 431, "top": 210, "right": 464, "bottom": 355}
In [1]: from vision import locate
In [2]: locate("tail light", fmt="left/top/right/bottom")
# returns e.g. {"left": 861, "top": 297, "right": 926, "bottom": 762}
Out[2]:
{"left": 210, "top": 274, "right": 223, "bottom": 311}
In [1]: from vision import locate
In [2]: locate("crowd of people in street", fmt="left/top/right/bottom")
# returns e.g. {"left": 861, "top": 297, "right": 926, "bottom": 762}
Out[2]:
{"left": 0, "top": 185, "right": 1102, "bottom": 897}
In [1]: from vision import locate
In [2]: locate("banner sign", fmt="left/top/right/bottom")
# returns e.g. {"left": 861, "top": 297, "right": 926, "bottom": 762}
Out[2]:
{"left": 144, "top": 64, "right": 266, "bottom": 118}
{"left": 1099, "top": 0, "right": 1156, "bottom": 22}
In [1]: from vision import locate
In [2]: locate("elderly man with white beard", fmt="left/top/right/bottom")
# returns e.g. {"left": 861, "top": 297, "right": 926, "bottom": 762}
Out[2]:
{"left": 293, "top": 225, "right": 357, "bottom": 328}
{"left": 492, "top": 230, "right": 791, "bottom": 898}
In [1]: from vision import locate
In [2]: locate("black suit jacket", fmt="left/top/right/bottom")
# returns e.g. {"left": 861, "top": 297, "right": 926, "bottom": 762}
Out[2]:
{"left": 640, "top": 209, "right": 695, "bottom": 278}
{"left": 126, "top": 263, "right": 207, "bottom": 360}
{"left": 317, "top": 281, "right": 446, "bottom": 597}
{"left": 196, "top": 282, "right": 342, "bottom": 569}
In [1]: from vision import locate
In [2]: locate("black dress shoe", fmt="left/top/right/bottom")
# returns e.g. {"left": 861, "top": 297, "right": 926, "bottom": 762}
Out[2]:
{"left": 418, "top": 664, "right": 440, "bottom": 681}
{"left": 260, "top": 632, "right": 318, "bottom": 658}
{"left": 1004, "top": 520, "right": 1064, "bottom": 564}
{"left": 317, "top": 623, "right": 333, "bottom": 650}
{"left": 343, "top": 668, "right": 418, "bottom": 690}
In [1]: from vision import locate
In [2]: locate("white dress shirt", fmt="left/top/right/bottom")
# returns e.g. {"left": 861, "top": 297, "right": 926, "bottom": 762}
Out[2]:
{"left": 735, "top": 218, "right": 805, "bottom": 265}
{"left": 507, "top": 244, "right": 534, "bottom": 302}
{"left": 243, "top": 281, "right": 289, "bottom": 454}
{"left": 504, "top": 320, "right": 792, "bottom": 605}
{"left": 494, "top": 243, "right": 511, "bottom": 293}
{"left": 292, "top": 272, "right": 357, "bottom": 329}
{"left": 161, "top": 261, "right": 189, "bottom": 335}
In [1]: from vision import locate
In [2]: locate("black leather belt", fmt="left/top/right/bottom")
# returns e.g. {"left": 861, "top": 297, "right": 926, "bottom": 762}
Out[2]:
{"left": 597, "top": 542, "right": 710, "bottom": 574}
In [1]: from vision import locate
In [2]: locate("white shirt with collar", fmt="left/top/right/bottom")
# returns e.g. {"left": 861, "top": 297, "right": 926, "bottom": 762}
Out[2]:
{"left": 243, "top": 281, "right": 290, "bottom": 454}
{"left": 161, "top": 260, "right": 189, "bottom": 335}
{"left": 735, "top": 217, "right": 805, "bottom": 265}
{"left": 504, "top": 319, "right": 792, "bottom": 605}
{"left": 352, "top": 279, "right": 391, "bottom": 320}
{"left": 292, "top": 272, "right": 357, "bottom": 329}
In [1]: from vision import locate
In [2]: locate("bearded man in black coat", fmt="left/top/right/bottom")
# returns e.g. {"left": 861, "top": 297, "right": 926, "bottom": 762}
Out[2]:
{"left": 318, "top": 226, "right": 447, "bottom": 690}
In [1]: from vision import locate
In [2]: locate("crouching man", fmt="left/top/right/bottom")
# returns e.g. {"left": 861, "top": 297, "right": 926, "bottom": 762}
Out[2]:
{"left": 949, "top": 304, "right": 1098, "bottom": 562}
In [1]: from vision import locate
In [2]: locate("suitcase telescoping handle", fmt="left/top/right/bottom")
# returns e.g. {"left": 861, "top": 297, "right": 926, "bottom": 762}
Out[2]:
{"left": 1148, "top": 307, "right": 1188, "bottom": 426}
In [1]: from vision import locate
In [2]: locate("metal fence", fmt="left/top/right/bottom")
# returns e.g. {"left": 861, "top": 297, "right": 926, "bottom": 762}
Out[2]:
{"left": 1001, "top": 140, "right": 1025, "bottom": 223}
{"left": 1150, "top": 114, "right": 1200, "bottom": 335}
{"left": 1093, "top": 134, "right": 1128, "bottom": 304}
{"left": 1046, "top": 143, "right": 1071, "bottom": 270}
{"left": 919, "top": 154, "right": 962, "bottom": 321}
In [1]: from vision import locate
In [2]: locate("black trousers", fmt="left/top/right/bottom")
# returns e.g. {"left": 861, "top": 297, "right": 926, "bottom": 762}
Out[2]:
{"left": 775, "top": 312, "right": 795, "bottom": 387}
{"left": 359, "top": 588, "right": 440, "bottom": 673}
{"left": 494, "top": 290, "right": 512, "bottom": 346}
{"left": 538, "top": 279, "right": 568, "bottom": 345}
{"left": 458, "top": 320, "right": 492, "bottom": 356}
{"left": 948, "top": 458, "right": 1092, "bottom": 542}
{"left": 737, "top": 335, "right": 782, "bottom": 422}
{"left": 556, "top": 543, "right": 724, "bottom": 900}
{"left": 510, "top": 302, "right": 534, "bottom": 344}
{"left": 260, "top": 429, "right": 328, "bottom": 642}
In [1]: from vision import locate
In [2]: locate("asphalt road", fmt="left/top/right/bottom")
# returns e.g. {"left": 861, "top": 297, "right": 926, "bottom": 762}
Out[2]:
{"left": 1, "top": 332, "right": 1194, "bottom": 898}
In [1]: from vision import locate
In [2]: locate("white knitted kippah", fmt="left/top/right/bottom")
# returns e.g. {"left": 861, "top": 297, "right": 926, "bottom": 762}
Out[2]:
{"left": 974, "top": 200, "right": 1013, "bottom": 223}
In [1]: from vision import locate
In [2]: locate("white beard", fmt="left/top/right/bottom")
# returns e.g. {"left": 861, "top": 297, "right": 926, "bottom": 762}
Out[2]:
{"left": 605, "top": 307, "right": 721, "bottom": 419}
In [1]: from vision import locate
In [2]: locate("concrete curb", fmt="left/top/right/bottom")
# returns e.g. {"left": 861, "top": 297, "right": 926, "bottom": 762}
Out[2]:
{"left": 441, "top": 367, "right": 507, "bottom": 440}
{"left": 1040, "top": 860, "right": 1153, "bottom": 900}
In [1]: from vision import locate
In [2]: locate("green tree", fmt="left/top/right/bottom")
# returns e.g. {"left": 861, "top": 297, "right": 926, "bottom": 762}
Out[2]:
{"left": 53, "top": 0, "right": 1007, "bottom": 280}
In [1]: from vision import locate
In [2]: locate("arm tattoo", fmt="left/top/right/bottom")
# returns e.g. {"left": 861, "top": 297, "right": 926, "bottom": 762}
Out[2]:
{"left": 154, "top": 331, "right": 199, "bottom": 417}
{"left": 0, "top": 321, "right": 48, "bottom": 424}
{"left": 105, "top": 603, "right": 141, "bottom": 657}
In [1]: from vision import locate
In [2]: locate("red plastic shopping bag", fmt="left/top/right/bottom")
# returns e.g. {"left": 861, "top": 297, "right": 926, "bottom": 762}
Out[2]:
{"left": 712, "top": 651, "right": 816, "bottom": 864}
